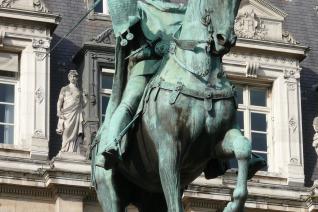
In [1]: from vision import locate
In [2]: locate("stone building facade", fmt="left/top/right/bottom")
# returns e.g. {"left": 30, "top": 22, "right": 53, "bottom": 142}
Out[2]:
{"left": 0, "top": 0, "right": 318, "bottom": 211}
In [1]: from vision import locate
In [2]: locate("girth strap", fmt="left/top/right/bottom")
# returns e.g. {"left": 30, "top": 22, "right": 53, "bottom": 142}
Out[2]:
{"left": 148, "top": 78, "right": 236, "bottom": 111}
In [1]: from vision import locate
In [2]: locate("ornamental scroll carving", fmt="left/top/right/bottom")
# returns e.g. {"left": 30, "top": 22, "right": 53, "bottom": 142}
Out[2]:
{"left": 235, "top": 10, "right": 267, "bottom": 40}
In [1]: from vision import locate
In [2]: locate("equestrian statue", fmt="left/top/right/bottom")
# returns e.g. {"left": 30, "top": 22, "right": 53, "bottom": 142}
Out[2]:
{"left": 91, "top": 0, "right": 267, "bottom": 211}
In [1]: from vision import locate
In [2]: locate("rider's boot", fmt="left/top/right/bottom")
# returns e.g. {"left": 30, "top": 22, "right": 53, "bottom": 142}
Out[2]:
{"left": 101, "top": 102, "right": 134, "bottom": 169}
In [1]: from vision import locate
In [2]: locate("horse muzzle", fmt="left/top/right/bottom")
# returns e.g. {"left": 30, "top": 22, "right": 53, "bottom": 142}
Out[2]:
{"left": 212, "top": 33, "right": 237, "bottom": 55}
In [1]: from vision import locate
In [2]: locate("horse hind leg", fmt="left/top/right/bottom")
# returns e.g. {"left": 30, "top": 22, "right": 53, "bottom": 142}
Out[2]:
{"left": 94, "top": 167, "right": 128, "bottom": 212}
{"left": 216, "top": 128, "right": 251, "bottom": 212}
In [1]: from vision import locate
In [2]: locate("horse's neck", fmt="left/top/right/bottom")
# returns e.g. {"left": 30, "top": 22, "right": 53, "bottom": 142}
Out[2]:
{"left": 175, "top": 0, "right": 219, "bottom": 82}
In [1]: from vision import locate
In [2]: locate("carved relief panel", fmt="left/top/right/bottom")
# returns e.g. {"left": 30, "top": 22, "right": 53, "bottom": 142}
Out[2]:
{"left": 236, "top": 0, "right": 289, "bottom": 42}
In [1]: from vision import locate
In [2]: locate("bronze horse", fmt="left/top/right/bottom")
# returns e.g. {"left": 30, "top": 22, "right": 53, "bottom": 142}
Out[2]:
{"left": 93, "top": 0, "right": 264, "bottom": 211}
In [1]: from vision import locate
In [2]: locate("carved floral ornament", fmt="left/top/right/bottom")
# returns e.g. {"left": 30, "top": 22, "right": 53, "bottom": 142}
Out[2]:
{"left": 234, "top": 10, "right": 267, "bottom": 40}
{"left": 289, "top": 118, "right": 297, "bottom": 132}
{"left": 35, "top": 87, "right": 44, "bottom": 104}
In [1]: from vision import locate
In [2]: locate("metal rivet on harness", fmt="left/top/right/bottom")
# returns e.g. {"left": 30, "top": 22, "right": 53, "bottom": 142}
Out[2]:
{"left": 169, "top": 82, "right": 183, "bottom": 105}
{"left": 169, "top": 42, "right": 176, "bottom": 54}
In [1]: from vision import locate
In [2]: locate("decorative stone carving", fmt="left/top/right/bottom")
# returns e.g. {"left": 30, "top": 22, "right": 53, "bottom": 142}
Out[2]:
{"left": 284, "top": 69, "right": 297, "bottom": 79}
{"left": 93, "top": 28, "right": 115, "bottom": 44}
{"left": 314, "top": 117, "right": 318, "bottom": 155}
{"left": 289, "top": 118, "right": 297, "bottom": 132}
{"left": 33, "top": 129, "right": 45, "bottom": 138}
{"left": 33, "top": 38, "right": 50, "bottom": 60}
{"left": 245, "top": 61, "right": 259, "bottom": 78}
{"left": 33, "top": 0, "right": 48, "bottom": 13}
{"left": 0, "top": 0, "right": 15, "bottom": 8}
{"left": 235, "top": 10, "right": 267, "bottom": 40}
{"left": 35, "top": 87, "right": 44, "bottom": 104}
{"left": 283, "top": 31, "right": 300, "bottom": 45}
{"left": 290, "top": 158, "right": 299, "bottom": 164}
{"left": 32, "top": 38, "right": 50, "bottom": 50}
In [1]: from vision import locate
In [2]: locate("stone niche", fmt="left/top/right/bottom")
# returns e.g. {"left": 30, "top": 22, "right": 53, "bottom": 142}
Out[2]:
{"left": 0, "top": 0, "right": 60, "bottom": 159}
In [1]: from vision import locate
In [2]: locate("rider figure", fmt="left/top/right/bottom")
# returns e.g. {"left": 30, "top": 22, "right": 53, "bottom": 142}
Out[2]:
{"left": 95, "top": 0, "right": 183, "bottom": 169}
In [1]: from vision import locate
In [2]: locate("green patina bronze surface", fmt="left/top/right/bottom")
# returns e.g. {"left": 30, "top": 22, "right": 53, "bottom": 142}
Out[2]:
{"left": 91, "top": 0, "right": 266, "bottom": 211}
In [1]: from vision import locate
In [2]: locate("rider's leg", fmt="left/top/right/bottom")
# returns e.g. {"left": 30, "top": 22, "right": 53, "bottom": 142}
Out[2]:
{"left": 96, "top": 74, "right": 150, "bottom": 168}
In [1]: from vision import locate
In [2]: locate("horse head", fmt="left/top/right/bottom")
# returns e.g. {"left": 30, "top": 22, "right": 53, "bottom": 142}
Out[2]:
{"left": 205, "top": 0, "right": 241, "bottom": 55}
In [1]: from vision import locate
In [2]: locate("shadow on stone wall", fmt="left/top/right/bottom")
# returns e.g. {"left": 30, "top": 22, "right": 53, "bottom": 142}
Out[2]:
{"left": 301, "top": 66, "right": 318, "bottom": 186}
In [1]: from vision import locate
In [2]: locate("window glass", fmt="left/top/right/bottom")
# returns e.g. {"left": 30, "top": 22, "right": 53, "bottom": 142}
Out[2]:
{"left": 251, "top": 113, "right": 267, "bottom": 132}
{"left": 250, "top": 88, "right": 267, "bottom": 107}
{"left": 235, "top": 85, "right": 243, "bottom": 105}
{"left": 0, "top": 104, "right": 14, "bottom": 123}
{"left": 94, "top": 0, "right": 103, "bottom": 13}
{"left": 0, "top": 84, "right": 14, "bottom": 103}
{"left": 0, "top": 125, "right": 14, "bottom": 144}
{"left": 251, "top": 133, "right": 267, "bottom": 152}
{"left": 100, "top": 69, "right": 114, "bottom": 122}
{"left": 230, "top": 84, "right": 270, "bottom": 171}
{"left": 101, "top": 95, "right": 110, "bottom": 122}
{"left": 236, "top": 111, "right": 244, "bottom": 131}
{"left": 102, "top": 74, "right": 113, "bottom": 90}
{"left": 0, "top": 83, "right": 14, "bottom": 144}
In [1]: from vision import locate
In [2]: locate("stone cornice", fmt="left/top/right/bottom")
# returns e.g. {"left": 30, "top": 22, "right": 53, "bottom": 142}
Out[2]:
{"left": 73, "top": 42, "right": 115, "bottom": 66}
{"left": 235, "top": 38, "right": 308, "bottom": 61}
{"left": 0, "top": 7, "right": 60, "bottom": 31}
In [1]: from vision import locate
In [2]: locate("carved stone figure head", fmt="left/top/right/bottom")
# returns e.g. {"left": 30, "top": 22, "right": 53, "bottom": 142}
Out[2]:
{"left": 68, "top": 69, "right": 79, "bottom": 85}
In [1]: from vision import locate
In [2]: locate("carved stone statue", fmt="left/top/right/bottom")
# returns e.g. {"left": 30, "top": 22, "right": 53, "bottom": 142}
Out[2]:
{"left": 313, "top": 84, "right": 318, "bottom": 154}
{"left": 56, "top": 70, "right": 86, "bottom": 153}
{"left": 91, "top": 0, "right": 266, "bottom": 211}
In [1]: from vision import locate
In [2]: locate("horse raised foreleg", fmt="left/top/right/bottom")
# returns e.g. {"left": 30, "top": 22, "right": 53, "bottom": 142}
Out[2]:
{"left": 216, "top": 128, "right": 251, "bottom": 212}
{"left": 94, "top": 167, "right": 128, "bottom": 212}
{"left": 158, "top": 136, "right": 183, "bottom": 212}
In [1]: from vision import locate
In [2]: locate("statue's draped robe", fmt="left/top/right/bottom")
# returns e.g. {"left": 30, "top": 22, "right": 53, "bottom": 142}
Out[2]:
{"left": 58, "top": 85, "right": 84, "bottom": 152}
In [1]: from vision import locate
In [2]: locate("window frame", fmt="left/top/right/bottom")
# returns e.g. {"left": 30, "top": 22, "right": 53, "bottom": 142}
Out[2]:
{"left": 234, "top": 81, "right": 273, "bottom": 172}
{"left": 0, "top": 77, "right": 18, "bottom": 145}
{"left": 94, "top": 0, "right": 109, "bottom": 15}
{"left": 100, "top": 68, "right": 114, "bottom": 122}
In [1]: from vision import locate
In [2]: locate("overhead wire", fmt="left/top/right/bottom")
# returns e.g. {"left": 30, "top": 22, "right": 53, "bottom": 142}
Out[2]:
{"left": 42, "top": 0, "right": 102, "bottom": 61}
